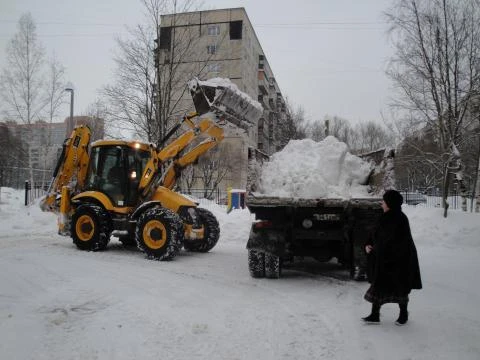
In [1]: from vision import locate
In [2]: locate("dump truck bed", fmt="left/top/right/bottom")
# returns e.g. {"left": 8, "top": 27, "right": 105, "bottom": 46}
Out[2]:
{"left": 247, "top": 195, "right": 380, "bottom": 209}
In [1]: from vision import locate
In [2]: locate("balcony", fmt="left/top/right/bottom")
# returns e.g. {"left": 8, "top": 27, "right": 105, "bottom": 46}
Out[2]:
{"left": 258, "top": 70, "right": 269, "bottom": 95}
{"left": 257, "top": 95, "right": 269, "bottom": 109}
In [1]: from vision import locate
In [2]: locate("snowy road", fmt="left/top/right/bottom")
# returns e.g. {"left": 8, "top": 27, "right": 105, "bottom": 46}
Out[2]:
{"left": 1, "top": 192, "right": 480, "bottom": 359}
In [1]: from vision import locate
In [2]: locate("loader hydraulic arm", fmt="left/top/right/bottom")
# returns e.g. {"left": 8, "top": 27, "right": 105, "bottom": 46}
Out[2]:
{"left": 40, "top": 125, "right": 91, "bottom": 212}
{"left": 138, "top": 112, "right": 225, "bottom": 198}
{"left": 160, "top": 114, "right": 225, "bottom": 190}
{"left": 139, "top": 77, "right": 263, "bottom": 198}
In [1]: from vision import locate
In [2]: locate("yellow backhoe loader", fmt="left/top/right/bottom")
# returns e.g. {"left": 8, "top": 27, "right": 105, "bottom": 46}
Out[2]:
{"left": 40, "top": 78, "right": 263, "bottom": 260}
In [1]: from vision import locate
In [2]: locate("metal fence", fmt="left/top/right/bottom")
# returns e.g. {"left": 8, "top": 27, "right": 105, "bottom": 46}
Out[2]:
{"left": 23, "top": 181, "right": 228, "bottom": 207}
{"left": 20, "top": 180, "right": 477, "bottom": 211}
{"left": 400, "top": 190, "right": 477, "bottom": 210}
{"left": 24, "top": 181, "right": 49, "bottom": 206}
{"left": 0, "top": 166, "right": 52, "bottom": 190}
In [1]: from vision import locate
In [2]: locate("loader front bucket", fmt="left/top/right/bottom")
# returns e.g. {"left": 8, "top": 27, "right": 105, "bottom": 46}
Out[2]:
{"left": 188, "top": 78, "right": 263, "bottom": 131}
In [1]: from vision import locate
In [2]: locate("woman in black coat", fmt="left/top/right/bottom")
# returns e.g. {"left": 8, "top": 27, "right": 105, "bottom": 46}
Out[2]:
{"left": 362, "top": 189, "right": 422, "bottom": 325}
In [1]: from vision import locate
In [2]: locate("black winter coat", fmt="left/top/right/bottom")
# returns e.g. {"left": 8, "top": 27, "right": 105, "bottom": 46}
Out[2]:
{"left": 366, "top": 209, "right": 422, "bottom": 294}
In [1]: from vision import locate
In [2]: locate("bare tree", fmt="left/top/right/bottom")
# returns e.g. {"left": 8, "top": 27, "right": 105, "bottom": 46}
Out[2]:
{"left": 386, "top": 0, "right": 480, "bottom": 216}
{"left": 308, "top": 120, "right": 326, "bottom": 142}
{"left": 0, "top": 123, "right": 27, "bottom": 187}
{"left": 323, "top": 115, "right": 354, "bottom": 148}
{"left": 0, "top": 13, "right": 45, "bottom": 125}
{"left": 83, "top": 99, "right": 109, "bottom": 140}
{"left": 351, "top": 121, "right": 395, "bottom": 153}
{"left": 180, "top": 164, "right": 196, "bottom": 193}
{"left": 41, "top": 55, "right": 66, "bottom": 184}
{"left": 103, "top": 23, "right": 158, "bottom": 141}
{"left": 278, "top": 99, "right": 307, "bottom": 146}
{"left": 103, "top": 0, "right": 208, "bottom": 145}
{"left": 198, "top": 145, "right": 233, "bottom": 199}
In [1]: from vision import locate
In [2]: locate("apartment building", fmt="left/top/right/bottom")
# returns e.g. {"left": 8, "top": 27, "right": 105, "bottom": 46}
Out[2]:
{"left": 157, "top": 7, "right": 290, "bottom": 188}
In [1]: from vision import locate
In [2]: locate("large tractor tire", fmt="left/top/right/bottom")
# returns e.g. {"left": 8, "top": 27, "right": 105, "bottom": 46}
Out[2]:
{"left": 265, "top": 252, "right": 281, "bottom": 279}
{"left": 135, "top": 207, "right": 184, "bottom": 261}
{"left": 248, "top": 249, "right": 265, "bottom": 278}
{"left": 183, "top": 208, "right": 220, "bottom": 253}
{"left": 71, "top": 204, "right": 112, "bottom": 251}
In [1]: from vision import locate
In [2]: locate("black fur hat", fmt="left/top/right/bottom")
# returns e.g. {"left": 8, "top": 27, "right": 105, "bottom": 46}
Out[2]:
{"left": 383, "top": 189, "right": 403, "bottom": 209}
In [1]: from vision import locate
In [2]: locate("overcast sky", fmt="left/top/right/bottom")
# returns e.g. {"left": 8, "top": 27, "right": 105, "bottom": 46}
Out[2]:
{"left": 0, "top": 0, "right": 394, "bottom": 125}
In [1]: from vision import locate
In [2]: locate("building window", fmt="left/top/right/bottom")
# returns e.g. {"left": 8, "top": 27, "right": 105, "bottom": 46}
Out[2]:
{"left": 159, "top": 26, "right": 172, "bottom": 49}
{"left": 207, "top": 24, "right": 220, "bottom": 36}
{"left": 230, "top": 20, "right": 242, "bottom": 39}
{"left": 207, "top": 44, "right": 218, "bottom": 54}
{"left": 208, "top": 63, "right": 221, "bottom": 73}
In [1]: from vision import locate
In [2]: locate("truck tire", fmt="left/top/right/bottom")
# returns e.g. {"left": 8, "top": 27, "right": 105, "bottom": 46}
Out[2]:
{"left": 136, "top": 207, "right": 183, "bottom": 261}
{"left": 265, "top": 252, "right": 281, "bottom": 279}
{"left": 71, "top": 204, "right": 112, "bottom": 251}
{"left": 248, "top": 249, "right": 265, "bottom": 278}
{"left": 183, "top": 208, "right": 220, "bottom": 253}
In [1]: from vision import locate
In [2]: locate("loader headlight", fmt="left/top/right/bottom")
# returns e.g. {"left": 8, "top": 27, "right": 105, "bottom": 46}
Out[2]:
{"left": 302, "top": 219, "right": 313, "bottom": 229}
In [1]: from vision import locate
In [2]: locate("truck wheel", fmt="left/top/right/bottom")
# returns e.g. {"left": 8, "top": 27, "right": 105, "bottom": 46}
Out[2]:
{"left": 248, "top": 249, "right": 265, "bottom": 278}
{"left": 136, "top": 207, "right": 183, "bottom": 261}
{"left": 265, "top": 252, "right": 281, "bottom": 279}
{"left": 183, "top": 208, "right": 220, "bottom": 253}
{"left": 71, "top": 204, "right": 112, "bottom": 251}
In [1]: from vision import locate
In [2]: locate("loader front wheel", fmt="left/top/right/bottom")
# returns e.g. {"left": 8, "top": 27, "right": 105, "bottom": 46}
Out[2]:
{"left": 248, "top": 249, "right": 265, "bottom": 278}
{"left": 71, "top": 204, "right": 112, "bottom": 251}
{"left": 136, "top": 207, "right": 183, "bottom": 261}
{"left": 183, "top": 208, "right": 220, "bottom": 253}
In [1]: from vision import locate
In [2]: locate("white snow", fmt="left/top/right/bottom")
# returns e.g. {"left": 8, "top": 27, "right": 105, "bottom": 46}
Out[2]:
{"left": 257, "top": 136, "right": 374, "bottom": 198}
{"left": 190, "top": 77, "right": 263, "bottom": 112}
{"left": 1, "top": 186, "right": 480, "bottom": 360}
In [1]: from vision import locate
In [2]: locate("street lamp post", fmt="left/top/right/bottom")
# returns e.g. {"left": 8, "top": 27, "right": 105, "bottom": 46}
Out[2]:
{"left": 65, "top": 87, "right": 74, "bottom": 134}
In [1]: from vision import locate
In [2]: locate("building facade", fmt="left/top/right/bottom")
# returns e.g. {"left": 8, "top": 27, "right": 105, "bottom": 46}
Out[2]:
{"left": 157, "top": 7, "right": 290, "bottom": 189}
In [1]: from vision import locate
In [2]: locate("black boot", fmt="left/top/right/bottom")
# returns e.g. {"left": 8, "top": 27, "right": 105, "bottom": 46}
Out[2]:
{"left": 395, "top": 303, "right": 408, "bottom": 326}
{"left": 362, "top": 303, "right": 380, "bottom": 323}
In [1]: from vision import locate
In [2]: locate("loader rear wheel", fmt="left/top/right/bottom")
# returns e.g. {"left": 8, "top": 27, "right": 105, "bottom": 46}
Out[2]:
{"left": 136, "top": 207, "right": 183, "bottom": 261}
{"left": 71, "top": 204, "right": 112, "bottom": 251}
{"left": 183, "top": 208, "right": 220, "bottom": 253}
{"left": 248, "top": 249, "right": 265, "bottom": 278}
{"left": 265, "top": 252, "right": 281, "bottom": 279}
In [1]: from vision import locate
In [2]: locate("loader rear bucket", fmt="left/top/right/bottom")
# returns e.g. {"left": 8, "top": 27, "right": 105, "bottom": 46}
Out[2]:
{"left": 188, "top": 78, "right": 263, "bottom": 131}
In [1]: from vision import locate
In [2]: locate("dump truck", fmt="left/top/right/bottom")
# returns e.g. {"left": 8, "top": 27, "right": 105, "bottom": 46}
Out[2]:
{"left": 40, "top": 77, "right": 262, "bottom": 260}
{"left": 245, "top": 146, "right": 394, "bottom": 279}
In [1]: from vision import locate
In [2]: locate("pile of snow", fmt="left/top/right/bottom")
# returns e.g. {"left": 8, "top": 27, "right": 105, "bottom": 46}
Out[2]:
{"left": 257, "top": 136, "right": 373, "bottom": 198}
{"left": 0, "top": 187, "right": 56, "bottom": 239}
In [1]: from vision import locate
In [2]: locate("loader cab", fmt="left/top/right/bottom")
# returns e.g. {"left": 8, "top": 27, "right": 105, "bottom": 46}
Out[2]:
{"left": 85, "top": 143, "right": 151, "bottom": 207}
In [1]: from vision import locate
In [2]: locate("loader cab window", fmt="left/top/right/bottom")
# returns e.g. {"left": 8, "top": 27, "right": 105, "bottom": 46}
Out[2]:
{"left": 85, "top": 146, "right": 150, "bottom": 207}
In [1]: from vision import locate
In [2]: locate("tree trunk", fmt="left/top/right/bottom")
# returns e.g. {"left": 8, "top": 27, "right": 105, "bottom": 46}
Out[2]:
{"left": 442, "top": 165, "right": 450, "bottom": 218}
{"left": 476, "top": 140, "right": 480, "bottom": 212}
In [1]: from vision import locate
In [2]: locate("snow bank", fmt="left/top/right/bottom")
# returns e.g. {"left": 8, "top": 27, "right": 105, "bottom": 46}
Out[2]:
{"left": 0, "top": 187, "right": 56, "bottom": 239}
{"left": 257, "top": 136, "right": 373, "bottom": 199}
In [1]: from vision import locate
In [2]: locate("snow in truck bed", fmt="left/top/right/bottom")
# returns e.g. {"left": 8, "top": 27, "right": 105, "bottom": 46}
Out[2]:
{"left": 253, "top": 136, "right": 375, "bottom": 200}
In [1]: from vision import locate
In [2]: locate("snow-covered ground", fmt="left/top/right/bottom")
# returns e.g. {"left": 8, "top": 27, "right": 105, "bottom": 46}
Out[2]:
{"left": 1, "top": 186, "right": 479, "bottom": 360}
